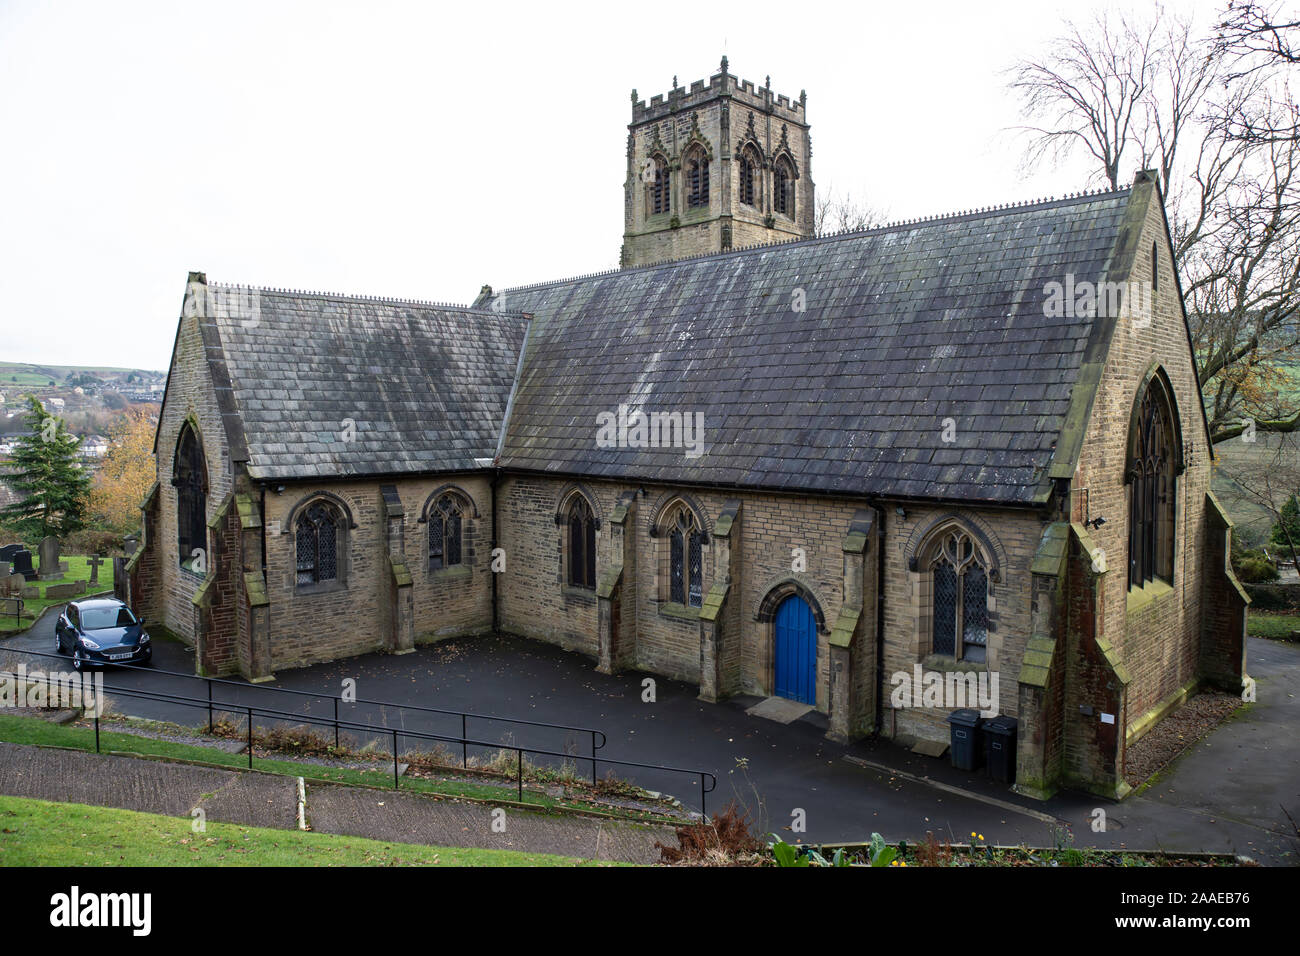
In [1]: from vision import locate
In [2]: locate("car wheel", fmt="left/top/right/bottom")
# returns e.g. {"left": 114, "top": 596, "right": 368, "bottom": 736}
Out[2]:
{"left": 72, "top": 649, "right": 84, "bottom": 671}
{"left": 54, "top": 631, "right": 63, "bottom": 654}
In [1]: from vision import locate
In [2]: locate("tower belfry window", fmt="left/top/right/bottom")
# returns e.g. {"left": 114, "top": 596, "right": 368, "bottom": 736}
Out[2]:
{"left": 739, "top": 150, "right": 758, "bottom": 208}
{"left": 685, "top": 147, "right": 709, "bottom": 208}
{"left": 648, "top": 155, "right": 671, "bottom": 216}
{"left": 774, "top": 157, "right": 794, "bottom": 217}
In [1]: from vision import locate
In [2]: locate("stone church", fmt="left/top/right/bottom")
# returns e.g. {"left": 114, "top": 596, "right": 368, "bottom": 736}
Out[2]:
{"left": 124, "top": 59, "right": 1248, "bottom": 800}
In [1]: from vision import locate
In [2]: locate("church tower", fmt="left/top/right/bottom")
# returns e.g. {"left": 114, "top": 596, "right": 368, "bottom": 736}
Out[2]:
{"left": 620, "top": 57, "right": 815, "bottom": 268}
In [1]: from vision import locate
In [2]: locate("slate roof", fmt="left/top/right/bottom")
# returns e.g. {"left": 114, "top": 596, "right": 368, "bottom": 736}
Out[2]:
{"left": 486, "top": 189, "right": 1135, "bottom": 505}
{"left": 201, "top": 287, "right": 528, "bottom": 481}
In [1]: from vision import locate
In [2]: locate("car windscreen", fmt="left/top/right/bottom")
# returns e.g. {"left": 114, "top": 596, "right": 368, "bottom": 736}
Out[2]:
{"left": 80, "top": 606, "right": 138, "bottom": 630}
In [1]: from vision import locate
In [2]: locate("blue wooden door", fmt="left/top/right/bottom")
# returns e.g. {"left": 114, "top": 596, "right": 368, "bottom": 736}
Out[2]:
{"left": 774, "top": 595, "right": 816, "bottom": 704}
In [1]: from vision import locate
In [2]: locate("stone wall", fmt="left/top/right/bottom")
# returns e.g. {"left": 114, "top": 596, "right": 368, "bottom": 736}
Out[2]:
{"left": 1070, "top": 180, "right": 1216, "bottom": 736}
{"left": 153, "top": 298, "right": 236, "bottom": 645}
{"left": 879, "top": 504, "right": 1046, "bottom": 744}
{"left": 256, "top": 473, "right": 494, "bottom": 672}
{"left": 497, "top": 474, "right": 871, "bottom": 716}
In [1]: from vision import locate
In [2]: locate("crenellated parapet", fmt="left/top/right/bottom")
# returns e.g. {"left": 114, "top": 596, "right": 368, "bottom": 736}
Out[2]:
{"left": 630, "top": 56, "right": 807, "bottom": 127}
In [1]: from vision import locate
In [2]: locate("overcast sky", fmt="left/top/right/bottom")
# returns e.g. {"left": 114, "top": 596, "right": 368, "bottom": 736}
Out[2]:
{"left": 0, "top": 0, "right": 1225, "bottom": 371}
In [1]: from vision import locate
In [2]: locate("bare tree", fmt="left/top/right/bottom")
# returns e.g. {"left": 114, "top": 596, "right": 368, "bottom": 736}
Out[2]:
{"left": 1010, "top": 3, "right": 1300, "bottom": 445}
{"left": 1216, "top": 1, "right": 1300, "bottom": 70}
{"left": 1215, "top": 2, "right": 1300, "bottom": 142}
{"left": 1186, "top": 90, "right": 1300, "bottom": 441}
{"left": 814, "top": 188, "right": 885, "bottom": 235}
{"left": 1009, "top": 10, "right": 1162, "bottom": 190}
{"left": 1217, "top": 432, "right": 1300, "bottom": 564}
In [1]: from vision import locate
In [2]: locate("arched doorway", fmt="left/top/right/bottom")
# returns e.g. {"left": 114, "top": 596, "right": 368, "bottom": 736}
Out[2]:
{"left": 774, "top": 594, "right": 817, "bottom": 704}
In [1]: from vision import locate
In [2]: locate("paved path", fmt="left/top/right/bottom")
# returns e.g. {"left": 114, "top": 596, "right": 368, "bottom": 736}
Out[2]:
{"left": 3, "top": 613, "right": 1296, "bottom": 863}
{"left": 0, "top": 742, "right": 671, "bottom": 863}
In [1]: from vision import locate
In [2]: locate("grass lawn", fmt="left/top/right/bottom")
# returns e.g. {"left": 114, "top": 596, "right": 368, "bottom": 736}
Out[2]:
{"left": 0, "top": 555, "right": 114, "bottom": 634}
{"left": 1246, "top": 611, "right": 1300, "bottom": 641}
{"left": 0, "top": 715, "right": 681, "bottom": 824}
{"left": 0, "top": 794, "right": 606, "bottom": 866}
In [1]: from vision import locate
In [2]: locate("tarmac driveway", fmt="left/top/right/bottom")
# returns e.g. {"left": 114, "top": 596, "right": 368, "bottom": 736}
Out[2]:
{"left": 3, "top": 609, "right": 1296, "bottom": 863}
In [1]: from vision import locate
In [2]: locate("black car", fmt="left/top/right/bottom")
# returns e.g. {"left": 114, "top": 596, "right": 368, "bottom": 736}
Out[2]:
{"left": 54, "top": 598, "right": 153, "bottom": 670}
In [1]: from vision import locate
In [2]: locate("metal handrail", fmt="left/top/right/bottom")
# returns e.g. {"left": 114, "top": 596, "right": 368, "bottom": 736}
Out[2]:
{"left": 0, "top": 659, "right": 717, "bottom": 815}
{"left": 4, "top": 645, "right": 607, "bottom": 752}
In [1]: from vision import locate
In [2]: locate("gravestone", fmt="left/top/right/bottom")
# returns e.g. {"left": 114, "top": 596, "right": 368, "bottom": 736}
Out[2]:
{"left": 87, "top": 554, "right": 103, "bottom": 586}
{"left": 37, "top": 537, "right": 61, "bottom": 581}
{"left": 46, "top": 581, "right": 86, "bottom": 600}
{"left": 2, "top": 572, "right": 21, "bottom": 598}
{"left": 10, "top": 550, "right": 35, "bottom": 581}
{"left": 0, "top": 543, "right": 24, "bottom": 568}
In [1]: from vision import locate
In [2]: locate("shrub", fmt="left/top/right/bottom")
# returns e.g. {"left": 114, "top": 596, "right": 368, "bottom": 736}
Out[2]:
{"left": 1235, "top": 556, "right": 1279, "bottom": 583}
{"left": 656, "top": 801, "right": 762, "bottom": 865}
{"left": 913, "top": 831, "right": 955, "bottom": 866}
{"left": 64, "top": 529, "right": 124, "bottom": 556}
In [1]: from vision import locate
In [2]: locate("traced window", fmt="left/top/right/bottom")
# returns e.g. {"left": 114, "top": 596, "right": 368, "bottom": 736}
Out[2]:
{"left": 566, "top": 495, "right": 597, "bottom": 589}
{"left": 666, "top": 506, "right": 704, "bottom": 608}
{"left": 296, "top": 501, "right": 343, "bottom": 587}
{"left": 428, "top": 493, "right": 464, "bottom": 571}
{"left": 739, "top": 148, "right": 759, "bottom": 208}
{"left": 684, "top": 146, "right": 709, "bottom": 208}
{"left": 929, "top": 528, "right": 988, "bottom": 663}
{"left": 173, "top": 424, "right": 207, "bottom": 571}
{"left": 1128, "top": 375, "right": 1177, "bottom": 588}
{"left": 773, "top": 156, "right": 795, "bottom": 217}
{"left": 647, "top": 154, "right": 671, "bottom": 216}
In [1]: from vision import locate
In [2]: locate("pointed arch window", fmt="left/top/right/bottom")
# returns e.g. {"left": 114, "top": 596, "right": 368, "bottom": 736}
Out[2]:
{"left": 566, "top": 496, "right": 597, "bottom": 590}
{"left": 773, "top": 156, "right": 795, "bottom": 217}
{"left": 648, "top": 154, "right": 671, "bottom": 216}
{"left": 739, "top": 148, "right": 759, "bottom": 208}
{"left": 685, "top": 146, "right": 709, "bottom": 208}
{"left": 296, "top": 501, "right": 343, "bottom": 587}
{"left": 1128, "top": 375, "right": 1177, "bottom": 588}
{"left": 173, "top": 424, "right": 207, "bottom": 572}
{"left": 667, "top": 506, "right": 704, "bottom": 607}
{"left": 428, "top": 494, "right": 464, "bottom": 571}
{"left": 929, "top": 528, "right": 988, "bottom": 663}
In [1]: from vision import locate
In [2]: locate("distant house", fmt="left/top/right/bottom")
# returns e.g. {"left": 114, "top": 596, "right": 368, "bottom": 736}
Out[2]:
{"left": 79, "top": 435, "right": 108, "bottom": 459}
{"left": 0, "top": 434, "right": 32, "bottom": 457}
{"left": 0, "top": 478, "right": 21, "bottom": 511}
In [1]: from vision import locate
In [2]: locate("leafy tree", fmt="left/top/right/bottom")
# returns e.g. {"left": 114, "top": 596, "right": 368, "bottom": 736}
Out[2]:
{"left": 1271, "top": 492, "right": 1300, "bottom": 553}
{"left": 88, "top": 408, "right": 156, "bottom": 532}
{"left": 0, "top": 396, "right": 91, "bottom": 539}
